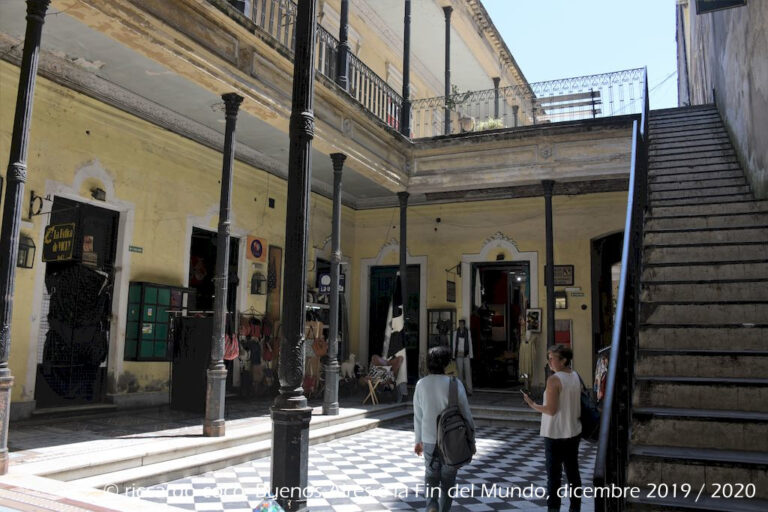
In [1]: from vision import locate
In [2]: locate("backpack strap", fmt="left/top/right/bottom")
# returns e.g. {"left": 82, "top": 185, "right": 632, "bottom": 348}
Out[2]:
{"left": 449, "top": 377, "right": 458, "bottom": 407}
{"left": 574, "top": 371, "right": 588, "bottom": 391}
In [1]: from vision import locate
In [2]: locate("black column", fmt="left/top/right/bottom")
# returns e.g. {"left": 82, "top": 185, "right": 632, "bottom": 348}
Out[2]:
{"left": 335, "top": 0, "right": 349, "bottom": 90}
{"left": 443, "top": 6, "right": 452, "bottom": 135}
{"left": 543, "top": 180, "right": 556, "bottom": 347}
{"left": 400, "top": 0, "right": 412, "bottom": 137}
{"left": 270, "top": 1, "right": 316, "bottom": 510}
{"left": 512, "top": 105, "right": 519, "bottom": 127}
{"left": 397, "top": 191, "right": 409, "bottom": 350}
{"left": 203, "top": 92, "right": 243, "bottom": 438}
{"left": 322, "top": 153, "right": 345, "bottom": 416}
{"left": 493, "top": 77, "right": 500, "bottom": 119}
{"left": 0, "top": 0, "right": 50, "bottom": 475}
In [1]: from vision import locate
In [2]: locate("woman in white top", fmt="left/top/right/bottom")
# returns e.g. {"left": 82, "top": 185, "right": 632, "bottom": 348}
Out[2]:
{"left": 522, "top": 344, "right": 582, "bottom": 512}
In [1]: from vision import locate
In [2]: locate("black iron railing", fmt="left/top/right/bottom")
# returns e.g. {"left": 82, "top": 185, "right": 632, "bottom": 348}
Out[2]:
{"left": 411, "top": 68, "right": 645, "bottom": 138}
{"left": 592, "top": 67, "right": 649, "bottom": 511}
{"left": 231, "top": 0, "right": 403, "bottom": 131}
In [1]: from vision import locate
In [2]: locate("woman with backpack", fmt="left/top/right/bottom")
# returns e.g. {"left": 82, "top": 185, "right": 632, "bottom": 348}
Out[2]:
{"left": 413, "top": 345, "right": 475, "bottom": 512}
{"left": 522, "top": 344, "right": 583, "bottom": 512}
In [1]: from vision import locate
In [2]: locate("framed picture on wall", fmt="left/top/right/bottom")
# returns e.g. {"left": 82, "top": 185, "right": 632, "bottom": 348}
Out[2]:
{"left": 526, "top": 308, "right": 542, "bottom": 333}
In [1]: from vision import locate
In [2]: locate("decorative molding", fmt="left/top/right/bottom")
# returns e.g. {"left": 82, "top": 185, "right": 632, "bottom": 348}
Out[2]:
{"left": 483, "top": 231, "right": 518, "bottom": 249}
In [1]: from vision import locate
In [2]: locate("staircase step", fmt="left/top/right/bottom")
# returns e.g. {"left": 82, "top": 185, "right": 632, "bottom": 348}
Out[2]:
{"left": 649, "top": 132, "right": 731, "bottom": 147}
{"left": 650, "top": 104, "right": 717, "bottom": 117}
{"left": 645, "top": 243, "right": 768, "bottom": 264}
{"left": 649, "top": 178, "right": 746, "bottom": 192}
{"left": 642, "top": 280, "right": 768, "bottom": 302}
{"left": 65, "top": 408, "right": 411, "bottom": 492}
{"left": 649, "top": 137, "right": 733, "bottom": 153}
{"left": 643, "top": 261, "right": 768, "bottom": 282}
{"left": 470, "top": 405, "right": 540, "bottom": 428}
{"left": 650, "top": 150, "right": 737, "bottom": 164}
{"left": 651, "top": 194, "right": 755, "bottom": 206}
{"left": 634, "top": 377, "right": 768, "bottom": 412}
{"left": 649, "top": 126, "right": 729, "bottom": 140}
{"left": 636, "top": 350, "right": 768, "bottom": 378}
{"left": 649, "top": 111, "right": 720, "bottom": 124}
{"left": 629, "top": 493, "right": 768, "bottom": 512}
{"left": 644, "top": 227, "right": 768, "bottom": 245}
{"left": 647, "top": 213, "right": 768, "bottom": 230}
{"left": 628, "top": 445, "right": 768, "bottom": 500}
{"left": 632, "top": 408, "right": 768, "bottom": 452}
{"left": 650, "top": 170, "right": 746, "bottom": 184}
{"left": 650, "top": 162, "right": 742, "bottom": 176}
{"left": 650, "top": 200, "right": 768, "bottom": 217}
{"left": 650, "top": 156, "right": 740, "bottom": 171}
{"left": 642, "top": 302, "right": 768, "bottom": 325}
{"left": 639, "top": 326, "right": 768, "bottom": 351}
{"left": 650, "top": 185, "right": 751, "bottom": 201}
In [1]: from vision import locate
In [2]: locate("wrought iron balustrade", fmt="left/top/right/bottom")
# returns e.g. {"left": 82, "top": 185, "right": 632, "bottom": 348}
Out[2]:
{"left": 411, "top": 68, "right": 645, "bottom": 138}
{"left": 221, "top": 0, "right": 402, "bottom": 132}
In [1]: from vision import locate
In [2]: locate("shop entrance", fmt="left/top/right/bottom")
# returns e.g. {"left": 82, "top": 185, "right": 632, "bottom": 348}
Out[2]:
{"left": 591, "top": 232, "right": 623, "bottom": 357}
{"left": 470, "top": 261, "right": 530, "bottom": 389}
{"left": 188, "top": 227, "right": 240, "bottom": 312}
{"left": 368, "top": 265, "right": 419, "bottom": 383}
{"left": 35, "top": 197, "right": 119, "bottom": 407}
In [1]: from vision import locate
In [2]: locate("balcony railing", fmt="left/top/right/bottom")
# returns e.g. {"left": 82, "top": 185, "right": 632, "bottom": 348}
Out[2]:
{"left": 232, "top": 0, "right": 403, "bottom": 131}
{"left": 411, "top": 68, "right": 646, "bottom": 138}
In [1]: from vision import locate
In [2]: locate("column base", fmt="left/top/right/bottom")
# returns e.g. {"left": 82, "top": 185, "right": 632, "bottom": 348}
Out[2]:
{"left": 204, "top": 367, "right": 227, "bottom": 437}
{"left": 271, "top": 406, "right": 312, "bottom": 512}
{"left": 0, "top": 372, "right": 15, "bottom": 475}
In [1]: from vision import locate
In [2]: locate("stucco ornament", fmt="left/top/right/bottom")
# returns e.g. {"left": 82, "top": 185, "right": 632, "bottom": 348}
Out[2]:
{"left": 538, "top": 143, "right": 553, "bottom": 160}
{"left": 341, "top": 117, "right": 354, "bottom": 137}
{"left": 483, "top": 231, "right": 518, "bottom": 249}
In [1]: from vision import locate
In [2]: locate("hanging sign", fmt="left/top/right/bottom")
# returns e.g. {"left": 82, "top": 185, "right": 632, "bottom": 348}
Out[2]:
{"left": 696, "top": 0, "right": 746, "bottom": 14}
{"left": 246, "top": 236, "right": 267, "bottom": 262}
{"left": 318, "top": 273, "right": 345, "bottom": 294}
{"left": 42, "top": 223, "right": 76, "bottom": 262}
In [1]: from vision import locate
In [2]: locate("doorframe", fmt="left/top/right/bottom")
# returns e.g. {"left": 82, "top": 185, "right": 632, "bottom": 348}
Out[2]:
{"left": 359, "top": 241, "right": 427, "bottom": 375}
{"left": 26, "top": 161, "right": 135, "bottom": 407}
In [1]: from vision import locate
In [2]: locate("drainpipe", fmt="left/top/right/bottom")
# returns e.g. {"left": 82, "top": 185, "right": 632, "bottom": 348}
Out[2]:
{"left": 0, "top": 0, "right": 51, "bottom": 475}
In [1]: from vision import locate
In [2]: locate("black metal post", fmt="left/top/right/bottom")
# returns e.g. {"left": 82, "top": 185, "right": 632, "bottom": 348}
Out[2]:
{"left": 512, "top": 105, "right": 519, "bottom": 127}
{"left": 322, "top": 153, "right": 345, "bottom": 415}
{"left": 335, "top": 0, "right": 349, "bottom": 90}
{"left": 397, "top": 191, "right": 409, "bottom": 350}
{"left": 271, "top": 1, "right": 316, "bottom": 510}
{"left": 203, "top": 92, "right": 243, "bottom": 437}
{"left": 542, "top": 180, "right": 556, "bottom": 348}
{"left": 400, "top": 0, "right": 412, "bottom": 137}
{"left": 493, "top": 77, "right": 500, "bottom": 119}
{"left": 443, "top": 6, "right": 452, "bottom": 135}
{"left": 0, "top": 0, "right": 50, "bottom": 475}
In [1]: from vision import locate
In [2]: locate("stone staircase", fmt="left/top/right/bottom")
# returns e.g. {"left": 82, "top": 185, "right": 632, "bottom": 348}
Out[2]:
{"left": 626, "top": 105, "right": 768, "bottom": 510}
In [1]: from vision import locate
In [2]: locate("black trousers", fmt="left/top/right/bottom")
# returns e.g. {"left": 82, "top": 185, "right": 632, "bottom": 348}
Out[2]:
{"left": 544, "top": 435, "right": 581, "bottom": 511}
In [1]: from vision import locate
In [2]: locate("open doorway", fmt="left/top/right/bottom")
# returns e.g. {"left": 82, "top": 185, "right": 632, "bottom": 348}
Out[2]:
{"left": 188, "top": 227, "right": 240, "bottom": 313}
{"left": 591, "top": 232, "right": 624, "bottom": 360}
{"left": 35, "top": 197, "right": 119, "bottom": 407}
{"left": 470, "top": 262, "right": 530, "bottom": 389}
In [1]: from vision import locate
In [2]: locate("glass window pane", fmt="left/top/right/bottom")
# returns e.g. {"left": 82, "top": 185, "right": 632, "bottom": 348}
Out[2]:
{"left": 129, "top": 284, "right": 141, "bottom": 303}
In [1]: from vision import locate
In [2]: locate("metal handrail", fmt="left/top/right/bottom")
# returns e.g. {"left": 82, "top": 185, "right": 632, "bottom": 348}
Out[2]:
{"left": 593, "top": 67, "right": 649, "bottom": 511}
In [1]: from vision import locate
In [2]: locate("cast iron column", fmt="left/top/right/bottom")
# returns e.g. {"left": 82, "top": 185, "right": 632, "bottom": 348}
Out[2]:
{"left": 512, "top": 105, "right": 519, "bottom": 128}
{"left": 271, "top": 1, "right": 316, "bottom": 510}
{"left": 493, "top": 77, "right": 500, "bottom": 119}
{"left": 335, "top": 0, "right": 349, "bottom": 90}
{"left": 443, "top": 6, "right": 452, "bottom": 135}
{"left": 400, "top": 0, "right": 412, "bottom": 137}
{"left": 203, "top": 92, "right": 243, "bottom": 437}
{"left": 0, "top": 0, "right": 50, "bottom": 475}
{"left": 397, "top": 191, "right": 409, "bottom": 350}
{"left": 322, "top": 153, "right": 345, "bottom": 415}
{"left": 543, "top": 180, "right": 556, "bottom": 347}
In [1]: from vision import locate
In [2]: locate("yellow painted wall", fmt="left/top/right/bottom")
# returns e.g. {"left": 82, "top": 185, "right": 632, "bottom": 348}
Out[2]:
{"left": 0, "top": 60, "right": 355, "bottom": 403}
{"left": 348, "top": 192, "right": 627, "bottom": 387}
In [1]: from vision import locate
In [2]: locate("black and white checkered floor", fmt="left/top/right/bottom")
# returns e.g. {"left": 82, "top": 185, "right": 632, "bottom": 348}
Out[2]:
{"left": 133, "top": 420, "right": 596, "bottom": 511}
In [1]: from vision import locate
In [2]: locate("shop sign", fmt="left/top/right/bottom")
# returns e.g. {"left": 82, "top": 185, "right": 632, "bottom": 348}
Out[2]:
{"left": 247, "top": 236, "right": 267, "bottom": 262}
{"left": 42, "top": 223, "right": 76, "bottom": 262}
{"left": 696, "top": 0, "right": 746, "bottom": 14}
{"left": 129, "top": 245, "right": 143, "bottom": 253}
{"left": 318, "top": 273, "right": 345, "bottom": 294}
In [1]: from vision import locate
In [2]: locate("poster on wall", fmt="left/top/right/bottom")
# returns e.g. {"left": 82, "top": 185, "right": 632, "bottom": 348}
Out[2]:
{"left": 555, "top": 319, "right": 572, "bottom": 347}
{"left": 246, "top": 236, "right": 267, "bottom": 262}
{"left": 266, "top": 245, "right": 283, "bottom": 324}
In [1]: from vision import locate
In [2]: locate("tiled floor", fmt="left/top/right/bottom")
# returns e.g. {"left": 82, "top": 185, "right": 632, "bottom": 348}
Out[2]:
{"left": 136, "top": 420, "right": 596, "bottom": 512}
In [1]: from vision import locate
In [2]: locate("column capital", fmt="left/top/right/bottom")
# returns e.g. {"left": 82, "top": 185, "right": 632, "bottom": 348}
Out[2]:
{"left": 542, "top": 180, "right": 555, "bottom": 195}
{"left": 492, "top": 77, "right": 501, "bottom": 88}
{"left": 397, "top": 191, "right": 410, "bottom": 206}
{"left": 27, "top": 0, "right": 51, "bottom": 21}
{"left": 330, "top": 153, "right": 347, "bottom": 171}
{"left": 443, "top": 5, "right": 453, "bottom": 18}
{"left": 221, "top": 92, "right": 244, "bottom": 117}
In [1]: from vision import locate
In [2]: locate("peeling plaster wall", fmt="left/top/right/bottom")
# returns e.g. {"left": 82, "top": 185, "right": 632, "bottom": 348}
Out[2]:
{"left": 684, "top": 1, "right": 768, "bottom": 198}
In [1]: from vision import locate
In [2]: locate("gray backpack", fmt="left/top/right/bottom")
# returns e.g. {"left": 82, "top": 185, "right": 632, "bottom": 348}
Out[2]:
{"left": 435, "top": 377, "right": 476, "bottom": 469}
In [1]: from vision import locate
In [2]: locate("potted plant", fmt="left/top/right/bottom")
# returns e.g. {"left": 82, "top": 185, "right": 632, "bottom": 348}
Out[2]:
{"left": 475, "top": 117, "right": 505, "bottom": 131}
